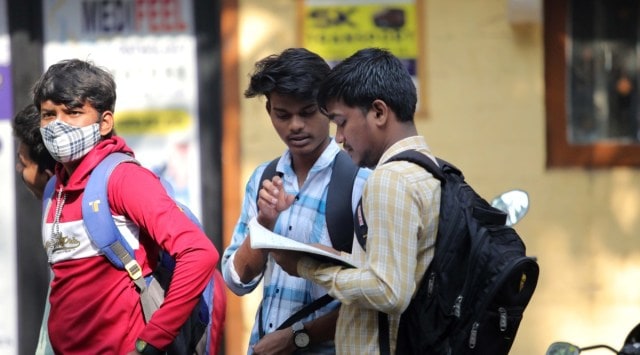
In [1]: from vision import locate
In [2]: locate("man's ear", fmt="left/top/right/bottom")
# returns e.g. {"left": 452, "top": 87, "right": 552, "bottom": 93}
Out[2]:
{"left": 371, "top": 99, "right": 389, "bottom": 127}
{"left": 99, "top": 111, "right": 114, "bottom": 136}
{"left": 265, "top": 100, "right": 271, "bottom": 114}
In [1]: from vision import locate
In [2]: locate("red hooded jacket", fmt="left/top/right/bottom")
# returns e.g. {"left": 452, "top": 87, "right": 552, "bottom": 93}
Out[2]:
{"left": 42, "top": 136, "right": 218, "bottom": 354}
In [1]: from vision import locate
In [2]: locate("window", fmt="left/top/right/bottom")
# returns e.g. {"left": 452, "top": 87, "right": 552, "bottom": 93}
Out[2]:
{"left": 545, "top": 0, "right": 640, "bottom": 167}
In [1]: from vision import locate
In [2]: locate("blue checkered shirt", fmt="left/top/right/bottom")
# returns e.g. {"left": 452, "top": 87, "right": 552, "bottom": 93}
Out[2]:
{"left": 222, "top": 139, "right": 370, "bottom": 354}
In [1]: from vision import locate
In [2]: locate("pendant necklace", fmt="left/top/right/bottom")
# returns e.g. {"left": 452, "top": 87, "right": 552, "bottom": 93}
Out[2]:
{"left": 49, "top": 187, "right": 66, "bottom": 261}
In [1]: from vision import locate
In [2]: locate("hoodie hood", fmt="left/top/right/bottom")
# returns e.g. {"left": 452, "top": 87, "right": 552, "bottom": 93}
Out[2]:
{"left": 53, "top": 136, "right": 134, "bottom": 193}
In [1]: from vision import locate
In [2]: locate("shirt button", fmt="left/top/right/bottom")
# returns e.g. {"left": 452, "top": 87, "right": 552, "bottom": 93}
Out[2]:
{"left": 289, "top": 226, "right": 292, "bottom": 231}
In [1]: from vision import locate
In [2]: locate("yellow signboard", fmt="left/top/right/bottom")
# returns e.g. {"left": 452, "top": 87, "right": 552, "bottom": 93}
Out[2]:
{"left": 115, "top": 109, "right": 192, "bottom": 135}
{"left": 300, "top": 0, "right": 426, "bottom": 113}
{"left": 302, "top": 3, "right": 418, "bottom": 63}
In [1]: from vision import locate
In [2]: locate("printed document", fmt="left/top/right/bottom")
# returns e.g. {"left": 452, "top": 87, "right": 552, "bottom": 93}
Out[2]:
{"left": 249, "top": 217, "right": 359, "bottom": 268}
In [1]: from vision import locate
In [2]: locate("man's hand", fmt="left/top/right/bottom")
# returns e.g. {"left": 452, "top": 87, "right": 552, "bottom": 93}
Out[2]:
{"left": 271, "top": 250, "right": 303, "bottom": 277}
{"left": 257, "top": 175, "right": 295, "bottom": 230}
{"left": 252, "top": 327, "right": 296, "bottom": 355}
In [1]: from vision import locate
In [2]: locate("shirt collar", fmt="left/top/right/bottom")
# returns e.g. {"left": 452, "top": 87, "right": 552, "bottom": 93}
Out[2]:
{"left": 377, "top": 136, "right": 433, "bottom": 168}
{"left": 278, "top": 137, "right": 341, "bottom": 174}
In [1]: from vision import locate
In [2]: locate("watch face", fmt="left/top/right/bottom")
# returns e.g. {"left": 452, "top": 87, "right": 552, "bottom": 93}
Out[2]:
{"left": 294, "top": 331, "right": 310, "bottom": 348}
{"left": 135, "top": 339, "right": 148, "bottom": 352}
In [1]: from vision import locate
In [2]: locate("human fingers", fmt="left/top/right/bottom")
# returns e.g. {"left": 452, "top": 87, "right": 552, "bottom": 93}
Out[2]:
{"left": 259, "top": 178, "right": 281, "bottom": 206}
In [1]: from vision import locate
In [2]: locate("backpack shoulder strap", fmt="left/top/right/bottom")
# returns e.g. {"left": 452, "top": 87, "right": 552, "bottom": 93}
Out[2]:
{"left": 258, "top": 157, "right": 280, "bottom": 188}
{"left": 385, "top": 150, "right": 449, "bottom": 183}
{"left": 258, "top": 152, "right": 359, "bottom": 252}
{"left": 42, "top": 176, "right": 57, "bottom": 222}
{"left": 255, "top": 156, "right": 280, "bottom": 209}
{"left": 389, "top": 150, "right": 506, "bottom": 225}
{"left": 354, "top": 197, "right": 368, "bottom": 251}
{"left": 162, "top": 177, "right": 203, "bottom": 229}
{"left": 355, "top": 150, "right": 465, "bottom": 251}
{"left": 326, "top": 150, "right": 359, "bottom": 253}
{"left": 255, "top": 156, "right": 280, "bottom": 211}
{"left": 82, "top": 152, "right": 143, "bottom": 280}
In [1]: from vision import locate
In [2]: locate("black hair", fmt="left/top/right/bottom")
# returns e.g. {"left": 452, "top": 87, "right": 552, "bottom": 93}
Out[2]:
{"left": 244, "top": 48, "right": 331, "bottom": 102}
{"left": 11, "top": 104, "right": 56, "bottom": 173}
{"left": 317, "top": 47, "right": 417, "bottom": 122}
{"left": 32, "top": 59, "right": 116, "bottom": 116}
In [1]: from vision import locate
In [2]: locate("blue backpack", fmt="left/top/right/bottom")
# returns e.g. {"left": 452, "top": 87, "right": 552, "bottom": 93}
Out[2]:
{"left": 43, "top": 152, "right": 225, "bottom": 354}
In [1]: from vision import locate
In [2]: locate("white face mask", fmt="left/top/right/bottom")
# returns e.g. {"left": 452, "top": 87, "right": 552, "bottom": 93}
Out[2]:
{"left": 40, "top": 120, "right": 102, "bottom": 163}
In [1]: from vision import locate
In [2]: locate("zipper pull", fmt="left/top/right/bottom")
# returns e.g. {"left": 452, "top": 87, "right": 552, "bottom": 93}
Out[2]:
{"left": 453, "top": 295, "right": 463, "bottom": 317}
{"left": 427, "top": 272, "right": 435, "bottom": 297}
{"left": 469, "top": 322, "right": 479, "bottom": 348}
{"left": 499, "top": 307, "right": 507, "bottom": 331}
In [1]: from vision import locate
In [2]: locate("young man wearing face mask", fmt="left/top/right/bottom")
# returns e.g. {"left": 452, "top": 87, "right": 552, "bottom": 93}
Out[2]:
{"left": 34, "top": 59, "right": 219, "bottom": 355}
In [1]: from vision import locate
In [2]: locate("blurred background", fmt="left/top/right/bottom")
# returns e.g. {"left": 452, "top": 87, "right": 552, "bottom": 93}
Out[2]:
{"left": 2, "top": 0, "right": 640, "bottom": 354}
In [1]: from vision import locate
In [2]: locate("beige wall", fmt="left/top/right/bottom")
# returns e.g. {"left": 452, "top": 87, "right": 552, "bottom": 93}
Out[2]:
{"left": 230, "top": 0, "right": 640, "bottom": 354}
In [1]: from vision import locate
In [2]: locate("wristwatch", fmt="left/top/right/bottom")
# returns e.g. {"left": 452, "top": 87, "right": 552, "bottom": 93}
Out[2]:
{"left": 292, "top": 321, "right": 310, "bottom": 349}
{"left": 135, "top": 339, "right": 162, "bottom": 355}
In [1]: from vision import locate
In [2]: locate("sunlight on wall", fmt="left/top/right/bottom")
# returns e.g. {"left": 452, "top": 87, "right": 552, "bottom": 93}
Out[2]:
{"left": 530, "top": 218, "right": 640, "bottom": 352}
{"left": 610, "top": 171, "right": 640, "bottom": 234}
{"left": 239, "top": 7, "right": 279, "bottom": 57}
{"left": 549, "top": 253, "right": 640, "bottom": 350}
{"left": 604, "top": 255, "right": 640, "bottom": 304}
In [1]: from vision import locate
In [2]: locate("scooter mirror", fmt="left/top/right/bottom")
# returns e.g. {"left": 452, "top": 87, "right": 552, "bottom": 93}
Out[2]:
{"left": 624, "top": 322, "right": 640, "bottom": 346}
{"left": 546, "top": 341, "right": 580, "bottom": 355}
{"left": 490, "top": 189, "right": 529, "bottom": 226}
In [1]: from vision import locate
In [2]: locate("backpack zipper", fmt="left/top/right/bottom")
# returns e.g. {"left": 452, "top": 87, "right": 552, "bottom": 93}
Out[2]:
{"left": 499, "top": 307, "right": 508, "bottom": 331}
{"left": 469, "top": 322, "right": 479, "bottom": 348}
{"left": 453, "top": 295, "right": 463, "bottom": 317}
{"left": 453, "top": 221, "right": 490, "bottom": 316}
{"left": 427, "top": 272, "right": 436, "bottom": 297}
{"left": 466, "top": 308, "right": 508, "bottom": 350}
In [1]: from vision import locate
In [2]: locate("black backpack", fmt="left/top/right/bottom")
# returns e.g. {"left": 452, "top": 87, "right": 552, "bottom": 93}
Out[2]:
{"left": 354, "top": 150, "right": 539, "bottom": 355}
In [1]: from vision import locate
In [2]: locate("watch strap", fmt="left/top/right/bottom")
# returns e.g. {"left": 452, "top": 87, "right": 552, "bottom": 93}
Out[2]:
{"left": 258, "top": 293, "right": 334, "bottom": 338}
{"left": 292, "top": 321, "right": 304, "bottom": 333}
{"left": 292, "top": 321, "right": 310, "bottom": 349}
{"left": 135, "top": 339, "right": 162, "bottom": 355}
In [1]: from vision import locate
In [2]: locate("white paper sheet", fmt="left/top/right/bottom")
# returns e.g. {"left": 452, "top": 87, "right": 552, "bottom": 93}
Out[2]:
{"left": 249, "top": 217, "right": 359, "bottom": 268}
